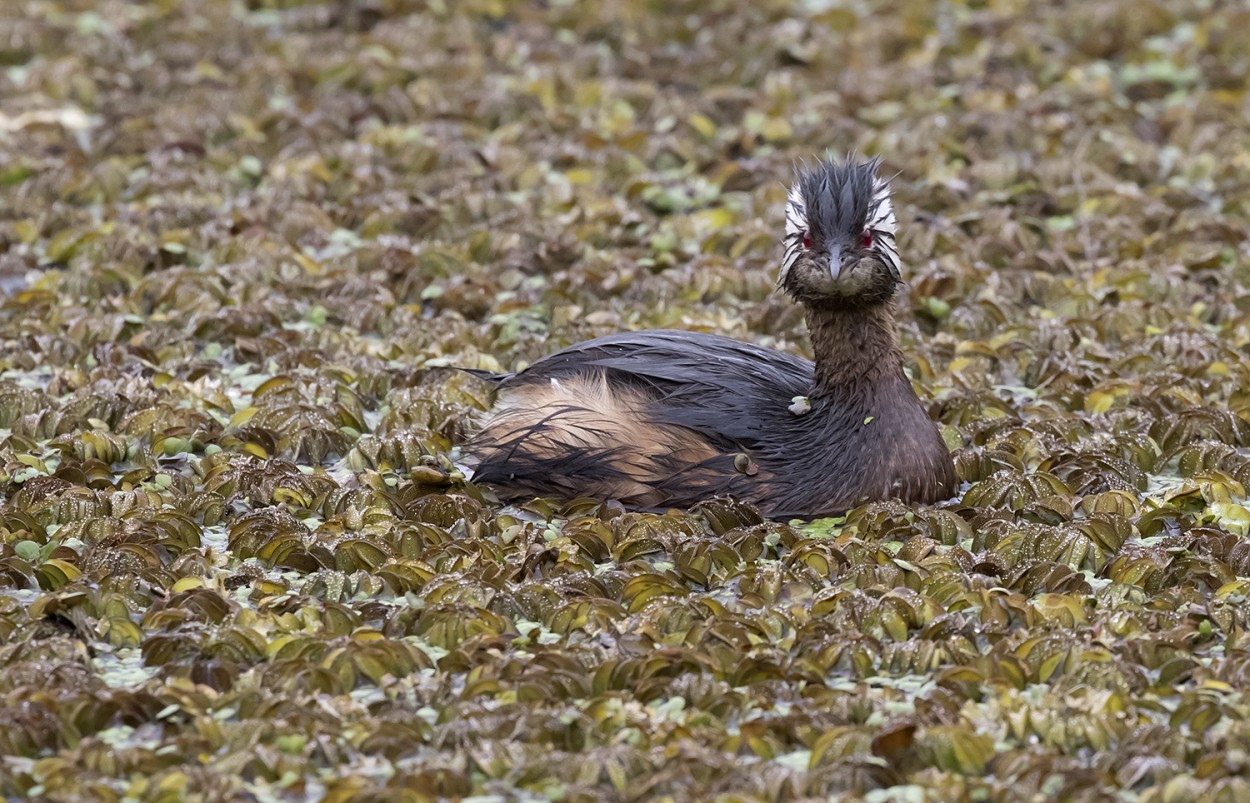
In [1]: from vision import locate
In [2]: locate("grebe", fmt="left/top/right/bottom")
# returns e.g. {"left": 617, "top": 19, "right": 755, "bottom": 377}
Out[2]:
{"left": 465, "top": 156, "right": 957, "bottom": 518}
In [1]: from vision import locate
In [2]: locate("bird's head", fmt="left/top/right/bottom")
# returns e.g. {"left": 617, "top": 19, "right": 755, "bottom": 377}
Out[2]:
{"left": 779, "top": 155, "right": 901, "bottom": 308}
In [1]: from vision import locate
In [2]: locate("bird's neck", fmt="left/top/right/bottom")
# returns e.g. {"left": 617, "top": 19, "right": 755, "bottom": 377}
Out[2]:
{"left": 806, "top": 301, "right": 908, "bottom": 397}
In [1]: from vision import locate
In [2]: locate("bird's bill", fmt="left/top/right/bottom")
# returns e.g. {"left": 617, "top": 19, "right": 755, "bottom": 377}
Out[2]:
{"left": 828, "top": 243, "right": 843, "bottom": 281}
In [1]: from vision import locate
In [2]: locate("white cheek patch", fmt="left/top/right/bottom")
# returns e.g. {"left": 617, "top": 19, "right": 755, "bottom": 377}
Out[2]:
{"left": 785, "top": 183, "right": 806, "bottom": 236}
{"left": 867, "top": 175, "right": 896, "bottom": 235}
{"left": 780, "top": 182, "right": 807, "bottom": 285}
{"left": 867, "top": 174, "right": 901, "bottom": 277}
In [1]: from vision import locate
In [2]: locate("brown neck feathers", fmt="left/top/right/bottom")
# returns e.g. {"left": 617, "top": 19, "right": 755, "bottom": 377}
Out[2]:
{"left": 806, "top": 299, "right": 907, "bottom": 397}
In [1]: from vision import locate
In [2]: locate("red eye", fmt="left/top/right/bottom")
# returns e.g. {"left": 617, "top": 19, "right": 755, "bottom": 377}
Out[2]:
{"left": 802, "top": 233, "right": 812, "bottom": 250}
{"left": 862, "top": 230, "right": 874, "bottom": 248}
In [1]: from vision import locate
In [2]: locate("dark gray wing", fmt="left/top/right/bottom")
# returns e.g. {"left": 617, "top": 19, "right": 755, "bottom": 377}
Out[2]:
{"left": 500, "top": 329, "right": 815, "bottom": 444}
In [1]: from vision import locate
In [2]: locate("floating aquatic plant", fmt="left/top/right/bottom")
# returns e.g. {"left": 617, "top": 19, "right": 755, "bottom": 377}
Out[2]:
{"left": 1, "top": 0, "right": 1249, "bottom": 799}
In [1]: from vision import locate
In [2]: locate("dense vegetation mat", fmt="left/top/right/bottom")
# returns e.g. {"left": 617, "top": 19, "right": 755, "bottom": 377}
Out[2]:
{"left": 1, "top": 0, "right": 1249, "bottom": 799}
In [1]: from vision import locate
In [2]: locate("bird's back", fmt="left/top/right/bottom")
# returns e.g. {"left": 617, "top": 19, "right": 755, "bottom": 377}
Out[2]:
{"left": 502, "top": 329, "right": 813, "bottom": 439}
{"left": 468, "top": 329, "right": 816, "bottom": 511}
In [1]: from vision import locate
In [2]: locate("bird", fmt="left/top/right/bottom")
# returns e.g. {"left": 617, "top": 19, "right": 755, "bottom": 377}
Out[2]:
{"left": 462, "top": 155, "right": 958, "bottom": 519}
